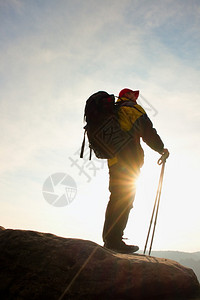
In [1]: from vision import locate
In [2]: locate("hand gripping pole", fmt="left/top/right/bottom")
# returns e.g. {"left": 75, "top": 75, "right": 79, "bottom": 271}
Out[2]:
{"left": 143, "top": 154, "right": 167, "bottom": 255}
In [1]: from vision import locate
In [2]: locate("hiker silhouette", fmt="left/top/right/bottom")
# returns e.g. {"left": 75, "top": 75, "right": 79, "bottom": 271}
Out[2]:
{"left": 102, "top": 88, "right": 169, "bottom": 254}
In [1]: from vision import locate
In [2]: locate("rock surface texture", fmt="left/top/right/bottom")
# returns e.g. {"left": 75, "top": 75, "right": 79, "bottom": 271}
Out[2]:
{"left": 0, "top": 226, "right": 199, "bottom": 300}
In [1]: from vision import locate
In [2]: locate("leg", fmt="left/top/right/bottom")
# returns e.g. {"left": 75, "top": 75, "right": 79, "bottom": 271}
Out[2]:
{"left": 103, "top": 164, "right": 139, "bottom": 245}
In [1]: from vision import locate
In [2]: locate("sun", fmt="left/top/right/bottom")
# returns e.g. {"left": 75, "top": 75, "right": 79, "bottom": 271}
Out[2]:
{"left": 124, "top": 146, "right": 165, "bottom": 251}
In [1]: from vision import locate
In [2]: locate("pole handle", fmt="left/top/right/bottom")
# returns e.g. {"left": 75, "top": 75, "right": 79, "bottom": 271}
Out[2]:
{"left": 158, "top": 150, "right": 169, "bottom": 165}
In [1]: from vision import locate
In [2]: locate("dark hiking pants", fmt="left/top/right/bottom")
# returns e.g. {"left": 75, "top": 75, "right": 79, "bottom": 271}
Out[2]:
{"left": 102, "top": 163, "right": 140, "bottom": 244}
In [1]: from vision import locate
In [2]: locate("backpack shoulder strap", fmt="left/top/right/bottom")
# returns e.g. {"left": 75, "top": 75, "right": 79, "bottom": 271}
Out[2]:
{"left": 80, "top": 126, "right": 92, "bottom": 160}
{"left": 119, "top": 100, "right": 145, "bottom": 114}
{"left": 80, "top": 127, "right": 87, "bottom": 158}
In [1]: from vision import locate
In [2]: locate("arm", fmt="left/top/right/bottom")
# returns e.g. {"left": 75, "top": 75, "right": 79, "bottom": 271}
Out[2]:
{"left": 139, "top": 114, "right": 165, "bottom": 154}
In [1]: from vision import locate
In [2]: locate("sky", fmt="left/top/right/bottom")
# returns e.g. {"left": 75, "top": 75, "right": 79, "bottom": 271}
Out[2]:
{"left": 0, "top": 0, "right": 200, "bottom": 253}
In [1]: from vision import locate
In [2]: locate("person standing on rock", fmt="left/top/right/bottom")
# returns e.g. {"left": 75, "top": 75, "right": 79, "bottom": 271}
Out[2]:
{"left": 103, "top": 88, "right": 169, "bottom": 254}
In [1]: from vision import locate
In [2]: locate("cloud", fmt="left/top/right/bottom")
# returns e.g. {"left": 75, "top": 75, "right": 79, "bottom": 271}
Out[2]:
{"left": 1, "top": 0, "right": 200, "bottom": 176}
{"left": 0, "top": 0, "right": 199, "bottom": 180}
{"left": 0, "top": 0, "right": 23, "bottom": 11}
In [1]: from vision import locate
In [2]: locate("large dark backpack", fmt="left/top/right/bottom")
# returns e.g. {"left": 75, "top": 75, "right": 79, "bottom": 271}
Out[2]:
{"left": 80, "top": 91, "right": 133, "bottom": 160}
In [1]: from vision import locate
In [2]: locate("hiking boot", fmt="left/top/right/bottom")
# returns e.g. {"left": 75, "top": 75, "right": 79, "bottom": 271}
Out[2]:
{"left": 104, "top": 240, "right": 139, "bottom": 254}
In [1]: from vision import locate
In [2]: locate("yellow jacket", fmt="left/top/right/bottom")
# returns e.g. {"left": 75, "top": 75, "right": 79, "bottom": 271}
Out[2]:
{"left": 108, "top": 98, "right": 164, "bottom": 168}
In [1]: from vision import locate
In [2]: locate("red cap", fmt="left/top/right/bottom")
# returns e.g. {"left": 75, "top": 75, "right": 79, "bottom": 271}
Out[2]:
{"left": 119, "top": 88, "right": 139, "bottom": 99}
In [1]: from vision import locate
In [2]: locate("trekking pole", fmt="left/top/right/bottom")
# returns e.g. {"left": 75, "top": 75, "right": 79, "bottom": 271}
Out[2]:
{"left": 143, "top": 152, "right": 168, "bottom": 255}
{"left": 148, "top": 161, "right": 165, "bottom": 255}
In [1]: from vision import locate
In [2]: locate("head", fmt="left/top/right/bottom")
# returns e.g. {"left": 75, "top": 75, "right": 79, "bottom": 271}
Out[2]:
{"left": 119, "top": 88, "right": 139, "bottom": 102}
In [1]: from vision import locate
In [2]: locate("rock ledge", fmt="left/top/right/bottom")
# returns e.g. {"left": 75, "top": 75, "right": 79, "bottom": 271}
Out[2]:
{"left": 0, "top": 227, "right": 199, "bottom": 299}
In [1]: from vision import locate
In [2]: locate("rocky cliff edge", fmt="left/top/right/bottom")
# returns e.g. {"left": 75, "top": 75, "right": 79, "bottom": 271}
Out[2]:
{"left": 0, "top": 226, "right": 199, "bottom": 300}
